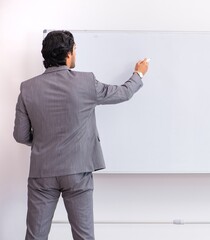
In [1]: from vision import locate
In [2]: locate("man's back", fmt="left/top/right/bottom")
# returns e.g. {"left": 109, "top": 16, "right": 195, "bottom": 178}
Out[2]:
{"left": 14, "top": 66, "right": 105, "bottom": 177}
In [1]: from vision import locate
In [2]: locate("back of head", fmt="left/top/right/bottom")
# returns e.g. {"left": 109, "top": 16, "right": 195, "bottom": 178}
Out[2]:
{"left": 41, "top": 30, "right": 75, "bottom": 68}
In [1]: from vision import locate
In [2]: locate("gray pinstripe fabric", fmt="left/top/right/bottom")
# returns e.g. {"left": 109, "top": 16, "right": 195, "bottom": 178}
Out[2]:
{"left": 13, "top": 66, "right": 143, "bottom": 178}
{"left": 26, "top": 173, "right": 94, "bottom": 240}
{"left": 14, "top": 65, "right": 143, "bottom": 240}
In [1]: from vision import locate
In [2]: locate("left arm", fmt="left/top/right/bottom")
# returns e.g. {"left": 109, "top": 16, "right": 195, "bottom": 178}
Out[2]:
{"left": 13, "top": 87, "right": 33, "bottom": 146}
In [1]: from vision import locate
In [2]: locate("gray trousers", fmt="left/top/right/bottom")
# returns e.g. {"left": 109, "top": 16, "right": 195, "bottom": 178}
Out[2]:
{"left": 25, "top": 172, "right": 94, "bottom": 240}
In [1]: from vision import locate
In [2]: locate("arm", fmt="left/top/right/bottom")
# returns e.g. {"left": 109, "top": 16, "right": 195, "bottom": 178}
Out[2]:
{"left": 95, "top": 58, "right": 149, "bottom": 105}
{"left": 13, "top": 86, "right": 33, "bottom": 146}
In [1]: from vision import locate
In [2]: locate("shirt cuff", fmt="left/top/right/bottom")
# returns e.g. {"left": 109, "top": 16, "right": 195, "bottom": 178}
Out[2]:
{"left": 134, "top": 71, "right": 144, "bottom": 78}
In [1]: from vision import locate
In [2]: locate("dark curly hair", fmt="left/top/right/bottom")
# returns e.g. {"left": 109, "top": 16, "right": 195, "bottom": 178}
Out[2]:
{"left": 41, "top": 30, "right": 75, "bottom": 68}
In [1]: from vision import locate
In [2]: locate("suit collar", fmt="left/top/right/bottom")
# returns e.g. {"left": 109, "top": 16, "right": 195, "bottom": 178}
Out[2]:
{"left": 44, "top": 65, "right": 70, "bottom": 74}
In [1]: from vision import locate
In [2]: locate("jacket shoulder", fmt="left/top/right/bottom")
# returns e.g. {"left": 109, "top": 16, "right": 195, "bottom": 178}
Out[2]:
{"left": 21, "top": 73, "right": 44, "bottom": 87}
{"left": 70, "top": 70, "right": 94, "bottom": 78}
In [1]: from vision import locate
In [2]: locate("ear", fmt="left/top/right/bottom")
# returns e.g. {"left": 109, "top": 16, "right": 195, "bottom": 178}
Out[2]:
{"left": 65, "top": 52, "right": 72, "bottom": 67}
{"left": 67, "top": 52, "right": 72, "bottom": 59}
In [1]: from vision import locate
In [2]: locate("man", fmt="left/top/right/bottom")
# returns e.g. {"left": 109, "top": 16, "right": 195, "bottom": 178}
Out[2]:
{"left": 13, "top": 30, "right": 149, "bottom": 240}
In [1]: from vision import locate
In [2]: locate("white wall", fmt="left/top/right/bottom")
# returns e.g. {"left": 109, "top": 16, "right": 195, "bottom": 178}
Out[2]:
{"left": 0, "top": 0, "right": 210, "bottom": 239}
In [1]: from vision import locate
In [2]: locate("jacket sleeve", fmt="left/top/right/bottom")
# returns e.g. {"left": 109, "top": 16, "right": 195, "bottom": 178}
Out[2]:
{"left": 94, "top": 72, "right": 143, "bottom": 105}
{"left": 13, "top": 84, "right": 33, "bottom": 146}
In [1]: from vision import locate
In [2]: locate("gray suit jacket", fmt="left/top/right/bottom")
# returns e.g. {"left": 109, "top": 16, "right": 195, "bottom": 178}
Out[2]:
{"left": 13, "top": 66, "right": 143, "bottom": 177}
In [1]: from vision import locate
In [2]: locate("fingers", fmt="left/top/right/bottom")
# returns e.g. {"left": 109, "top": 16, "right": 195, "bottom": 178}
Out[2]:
{"left": 135, "top": 58, "right": 150, "bottom": 75}
{"left": 138, "top": 58, "right": 150, "bottom": 65}
{"left": 142, "top": 58, "right": 150, "bottom": 63}
{"left": 138, "top": 59, "right": 145, "bottom": 64}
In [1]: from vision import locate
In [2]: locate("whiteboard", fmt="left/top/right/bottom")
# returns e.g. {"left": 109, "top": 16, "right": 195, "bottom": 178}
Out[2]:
{"left": 44, "top": 30, "right": 210, "bottom": 173}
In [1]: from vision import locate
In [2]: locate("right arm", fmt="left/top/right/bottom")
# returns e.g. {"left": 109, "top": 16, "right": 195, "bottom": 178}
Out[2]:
{"left": 95, "top": 58, "right": 149, "bottom": 105}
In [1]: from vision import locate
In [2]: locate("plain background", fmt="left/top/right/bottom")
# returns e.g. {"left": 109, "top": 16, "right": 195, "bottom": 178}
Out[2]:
{"left": 0, "top": 0, "right": 210, "bottom": 239}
